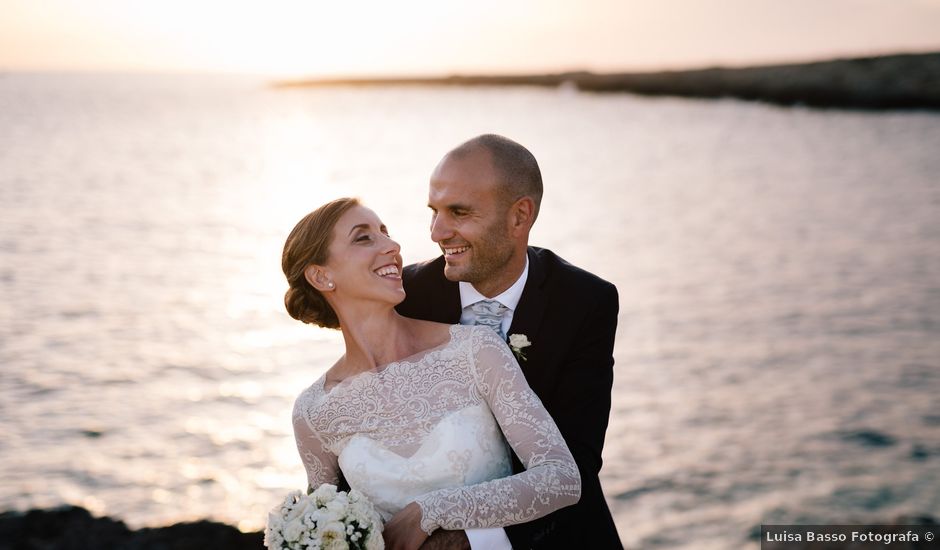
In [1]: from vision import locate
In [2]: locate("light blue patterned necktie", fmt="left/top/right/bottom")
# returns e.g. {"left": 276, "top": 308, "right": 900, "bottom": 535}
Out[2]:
{"left": 470, "top": 300, "right": 508, "bottom": 339}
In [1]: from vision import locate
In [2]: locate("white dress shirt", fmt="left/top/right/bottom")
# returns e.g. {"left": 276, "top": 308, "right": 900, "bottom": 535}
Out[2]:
{"left": 457, "top": 257, "right": 528, "bottom": 550}
{"left": 458, "top": 257, "right": 529, "bottom": 336}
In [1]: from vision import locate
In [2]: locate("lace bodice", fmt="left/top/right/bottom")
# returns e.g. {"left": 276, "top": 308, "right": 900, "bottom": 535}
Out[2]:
{"left": 292, "top": 324, "right": 581, "bottom": 534}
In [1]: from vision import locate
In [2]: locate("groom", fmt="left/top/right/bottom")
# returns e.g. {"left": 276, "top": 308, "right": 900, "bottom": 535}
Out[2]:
{"left": 397, "top": 134, "right": 623, "bottom": 549}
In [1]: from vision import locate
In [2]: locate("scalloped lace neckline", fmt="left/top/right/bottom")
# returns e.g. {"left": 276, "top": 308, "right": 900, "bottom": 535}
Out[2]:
{"left": 321, "top": 324, "right": 459, "bottom": 394}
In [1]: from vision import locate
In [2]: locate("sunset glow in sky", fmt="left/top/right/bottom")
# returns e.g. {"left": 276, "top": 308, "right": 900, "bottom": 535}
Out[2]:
{"left": 4, "top": 0, "right": 940, "bottom": 77}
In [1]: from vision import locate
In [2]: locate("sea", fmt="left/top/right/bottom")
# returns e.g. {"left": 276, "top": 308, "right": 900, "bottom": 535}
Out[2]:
{"left": 0, "top": 73, "right": 938, "bottom": 549}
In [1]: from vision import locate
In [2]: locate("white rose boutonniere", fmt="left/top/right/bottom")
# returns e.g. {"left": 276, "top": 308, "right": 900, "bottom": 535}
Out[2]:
{"left": 508, "top": 333, "right": 532, "bottom": 362}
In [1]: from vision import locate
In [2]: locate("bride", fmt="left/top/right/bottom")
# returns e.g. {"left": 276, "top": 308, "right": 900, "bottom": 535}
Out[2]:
{"left": 283, "top": 198, "right": 581, "bottom": 549}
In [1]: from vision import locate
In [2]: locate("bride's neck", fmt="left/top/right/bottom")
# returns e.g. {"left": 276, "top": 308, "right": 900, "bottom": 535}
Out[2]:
{"left": 335, "top": 305, "right": 414, "bottom": 375}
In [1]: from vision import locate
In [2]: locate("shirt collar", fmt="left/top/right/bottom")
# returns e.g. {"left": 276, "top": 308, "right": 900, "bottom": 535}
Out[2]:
{"left": 459, "top": 255, "right": 529, "bottom": 311}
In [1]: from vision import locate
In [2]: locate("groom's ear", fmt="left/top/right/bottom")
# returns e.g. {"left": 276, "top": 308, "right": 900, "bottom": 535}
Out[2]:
{"left": 304, "top": 265, "right": 335, "bottom": 292}
{"left": 509, "top": 196, "right": 536, "bottom": 234}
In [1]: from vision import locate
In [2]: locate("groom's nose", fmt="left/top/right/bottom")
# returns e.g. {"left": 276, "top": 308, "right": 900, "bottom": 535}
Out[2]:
{"left": 430, "top": 212, "right": 453, "bottom": 243}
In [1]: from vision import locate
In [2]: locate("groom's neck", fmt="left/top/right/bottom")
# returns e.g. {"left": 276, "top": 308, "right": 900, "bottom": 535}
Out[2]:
{"left": 471, "top": 247, "right": 528, "bottom": 298}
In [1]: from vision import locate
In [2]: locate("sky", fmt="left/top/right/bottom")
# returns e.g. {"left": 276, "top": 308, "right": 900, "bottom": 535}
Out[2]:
{"left": 3, "top": 0, "right": 940, "bottom": 77}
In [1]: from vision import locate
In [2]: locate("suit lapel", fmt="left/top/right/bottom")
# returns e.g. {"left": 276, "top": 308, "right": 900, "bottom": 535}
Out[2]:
{"left": 507, "top": 248, "right": 548, "bottom": 374}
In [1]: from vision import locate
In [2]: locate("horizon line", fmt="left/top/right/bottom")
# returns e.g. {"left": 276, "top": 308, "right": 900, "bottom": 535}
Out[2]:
{"left": 3, "top": 47, "right": 939, "bottom": 81}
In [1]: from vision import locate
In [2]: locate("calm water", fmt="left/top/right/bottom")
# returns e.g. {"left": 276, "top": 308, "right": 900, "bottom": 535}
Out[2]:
{"left": 1, "top": 73, "right": 938, "bottom": 549}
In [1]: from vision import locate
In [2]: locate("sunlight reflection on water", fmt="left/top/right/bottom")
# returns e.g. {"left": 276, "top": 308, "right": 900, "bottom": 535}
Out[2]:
{"left": 1, "top": 74, "right": 938, "bottom": 548}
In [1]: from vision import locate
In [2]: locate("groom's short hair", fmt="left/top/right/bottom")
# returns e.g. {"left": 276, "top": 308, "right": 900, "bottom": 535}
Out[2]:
{"left": 451, "top": 134, "right": 543, "bottom": 221}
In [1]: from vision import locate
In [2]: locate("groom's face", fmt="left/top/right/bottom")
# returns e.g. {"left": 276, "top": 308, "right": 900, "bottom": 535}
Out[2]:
{"left": 428, "top": 149, "right": 514, "bottom": 287}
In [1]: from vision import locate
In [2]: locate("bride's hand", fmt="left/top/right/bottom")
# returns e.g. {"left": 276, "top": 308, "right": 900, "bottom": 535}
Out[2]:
{"left": 383, "top": 502, "right": 430, "bottom": 550}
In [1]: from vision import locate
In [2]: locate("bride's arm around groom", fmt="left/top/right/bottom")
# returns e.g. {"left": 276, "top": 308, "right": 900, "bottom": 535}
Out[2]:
{"left": 291, "top": 325, "right": 582, "bottom": 546}
{"left": 384, "top": 326, "right": 581, "bottom": 537}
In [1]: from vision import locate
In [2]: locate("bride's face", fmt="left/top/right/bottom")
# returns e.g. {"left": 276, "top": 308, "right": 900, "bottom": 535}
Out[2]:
{"left": 320, "top": 205, "right": 405, "bottom": 307}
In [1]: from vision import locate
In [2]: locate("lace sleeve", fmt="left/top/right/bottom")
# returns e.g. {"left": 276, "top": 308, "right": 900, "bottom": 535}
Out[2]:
{"left": 292, "top": 392, "right": 340, "bottom": 491}
{"left": 413, "top": 327, "right": 581, "bottom": 534}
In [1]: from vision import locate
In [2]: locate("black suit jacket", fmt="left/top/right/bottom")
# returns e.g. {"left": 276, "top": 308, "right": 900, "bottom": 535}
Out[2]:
{"left": 396, "top": 246, "right": 623, "bottom": 549}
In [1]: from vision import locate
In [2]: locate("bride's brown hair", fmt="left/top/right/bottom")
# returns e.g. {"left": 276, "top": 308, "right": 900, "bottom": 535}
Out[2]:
{"left": 281, "top": 197, "right": 360, "bottom": 329}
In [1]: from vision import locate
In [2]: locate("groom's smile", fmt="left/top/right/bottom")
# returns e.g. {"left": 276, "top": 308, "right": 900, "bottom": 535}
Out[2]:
{"left": 441, "top": 242, "right": 473, "bottom": 271}
{"left": 443, "top": 245, "right": 471, "bottom": 257}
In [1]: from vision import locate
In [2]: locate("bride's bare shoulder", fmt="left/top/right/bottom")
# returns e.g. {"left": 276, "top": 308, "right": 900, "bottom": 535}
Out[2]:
{"left": 403, "top": 318, "right": 454, "bottom": 347}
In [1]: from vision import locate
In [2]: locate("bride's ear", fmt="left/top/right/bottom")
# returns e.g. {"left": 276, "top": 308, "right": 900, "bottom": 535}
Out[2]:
{"left": 304, "top": 265, "right": 335, "bottom": 292}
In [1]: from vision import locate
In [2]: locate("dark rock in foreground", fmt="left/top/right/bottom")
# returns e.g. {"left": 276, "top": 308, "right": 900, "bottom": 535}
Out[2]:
{"left": 275, "top": 52, "right": 940, "bottom": 111}
{"left": 0, "top": 506, "right": 263, "bottom": 550}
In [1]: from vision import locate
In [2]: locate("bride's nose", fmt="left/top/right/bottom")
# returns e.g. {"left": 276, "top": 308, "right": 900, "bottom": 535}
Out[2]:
{"left": 381, "top": 234, "right": 401, "bottom": 256}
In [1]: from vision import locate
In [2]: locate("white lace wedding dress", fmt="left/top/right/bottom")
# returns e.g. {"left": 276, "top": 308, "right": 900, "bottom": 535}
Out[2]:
{"left": 292, "top": 324, "right": 581, "bottom": 535}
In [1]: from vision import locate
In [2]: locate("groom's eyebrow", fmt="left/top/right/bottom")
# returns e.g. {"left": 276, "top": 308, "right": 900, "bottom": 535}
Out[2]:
{"left": 430, "top": 202, "right": 471, "bottom": 212}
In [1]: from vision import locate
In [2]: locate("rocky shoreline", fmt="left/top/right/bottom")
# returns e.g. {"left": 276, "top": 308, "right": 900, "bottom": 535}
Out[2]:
{"left": 2, "top": 506, "right": 936, "bottom": 549}
{"left": 275, "top": 52, "right": 940, "bottom": 111}
{"left": 0, "top": 506, "right": 263, "bottom": 550}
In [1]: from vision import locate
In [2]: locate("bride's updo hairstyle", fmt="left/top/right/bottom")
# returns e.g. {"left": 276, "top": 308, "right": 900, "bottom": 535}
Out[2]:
{"left": 282, "top": 197, "right": 360, "bottom": 329}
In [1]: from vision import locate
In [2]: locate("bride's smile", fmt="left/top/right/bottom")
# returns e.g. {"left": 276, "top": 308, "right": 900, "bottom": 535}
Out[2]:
{"left": 314, "top": 205, "right": 405, "bottom": 306}
{"left": 374, "top": 264, "right": 401, "bottom": 279}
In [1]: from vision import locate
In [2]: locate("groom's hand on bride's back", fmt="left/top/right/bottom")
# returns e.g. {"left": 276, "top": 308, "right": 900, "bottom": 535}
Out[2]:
{"left": 419, "top": 530, "right": 470, "bottom": 550}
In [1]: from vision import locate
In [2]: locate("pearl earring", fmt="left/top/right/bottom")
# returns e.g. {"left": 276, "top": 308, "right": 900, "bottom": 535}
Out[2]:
{"left": 327, "top": 282, "right": 334, "bottom": 289}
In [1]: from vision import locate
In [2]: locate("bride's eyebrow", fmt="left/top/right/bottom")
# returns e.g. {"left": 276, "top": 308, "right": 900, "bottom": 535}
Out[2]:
{"left": 347, "top": 223, "right": 388, "bottom": 237}
{"left": 347, "top": 223, "right": 370, "bottom": 236}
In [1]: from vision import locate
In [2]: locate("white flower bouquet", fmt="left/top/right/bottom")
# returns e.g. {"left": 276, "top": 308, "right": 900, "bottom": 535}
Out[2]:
{"left": 265, "top": 484, "right": 384, "bottom": 550}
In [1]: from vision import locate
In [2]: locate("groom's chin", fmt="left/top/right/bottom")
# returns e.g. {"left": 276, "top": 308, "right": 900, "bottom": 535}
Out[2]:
{"left": 442, "top": 264, "right": 465, "bottom": 283}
